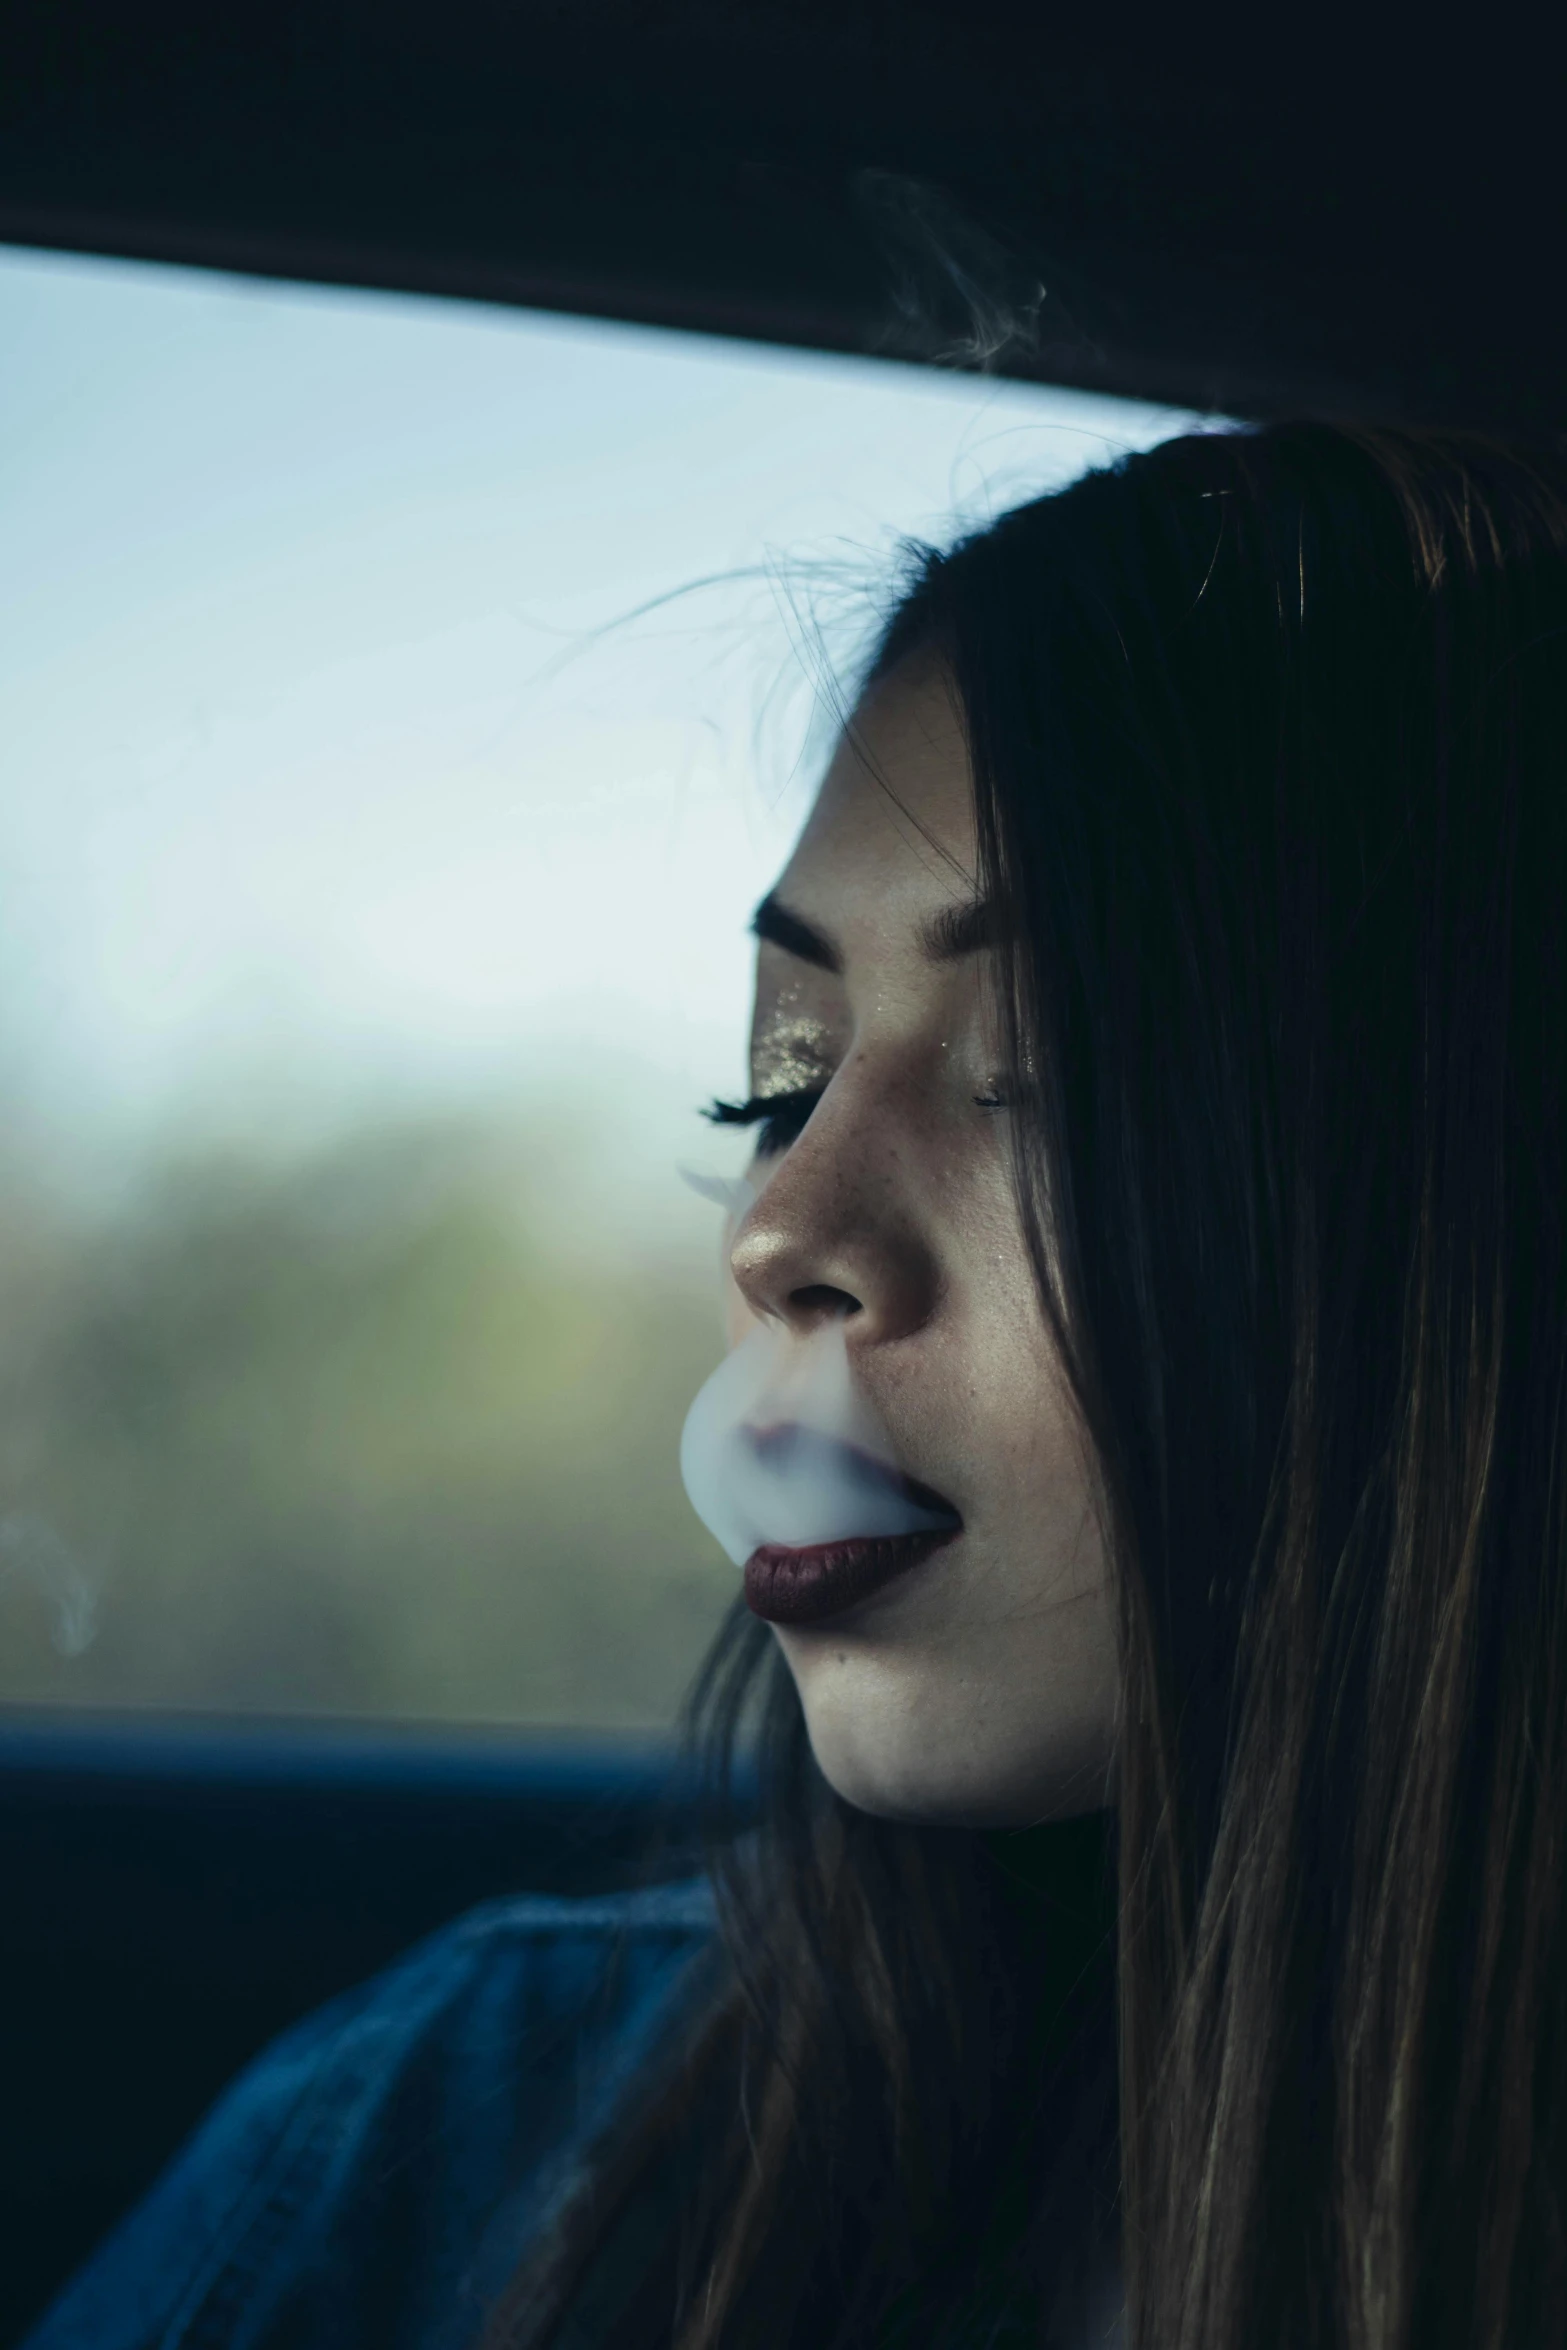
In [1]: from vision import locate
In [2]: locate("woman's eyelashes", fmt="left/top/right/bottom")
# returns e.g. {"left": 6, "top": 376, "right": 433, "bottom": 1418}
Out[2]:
{"left": 706, "top": 1076, "right": 1011, "bottom": 1157}
{"left": 706, "top": 1087, "right": 824, "bottom": 1157}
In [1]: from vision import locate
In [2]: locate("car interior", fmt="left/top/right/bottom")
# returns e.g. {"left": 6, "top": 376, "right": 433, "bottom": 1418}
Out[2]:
{"left": 0, "top": 3, "right": 1559, "bottom": 2339}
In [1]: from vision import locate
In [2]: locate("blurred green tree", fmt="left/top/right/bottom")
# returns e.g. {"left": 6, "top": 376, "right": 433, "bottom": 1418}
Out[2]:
{"left": 0, "top": 1118, "right": 735, "bottom": 1729}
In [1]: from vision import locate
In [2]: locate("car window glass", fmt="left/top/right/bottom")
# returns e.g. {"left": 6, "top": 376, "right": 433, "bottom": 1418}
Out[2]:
{"left": 0, "top": 247, "right": 1191, "bottom": 1731}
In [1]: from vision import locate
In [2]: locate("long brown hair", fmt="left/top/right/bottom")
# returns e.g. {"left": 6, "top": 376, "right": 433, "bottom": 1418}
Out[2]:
{"left": 491, "top": 424, "right": 1567, "bottom": 2350}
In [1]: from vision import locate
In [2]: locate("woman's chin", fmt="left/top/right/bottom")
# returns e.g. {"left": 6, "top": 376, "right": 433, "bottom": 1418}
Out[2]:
{"left": 779, "top": 1633, "right": 1119, "bottom": 1829}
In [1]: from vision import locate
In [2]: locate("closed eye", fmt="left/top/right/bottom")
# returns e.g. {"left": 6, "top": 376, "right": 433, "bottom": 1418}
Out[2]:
{"left": 704, "top": 1086, "right": 824, "bottom": 1157}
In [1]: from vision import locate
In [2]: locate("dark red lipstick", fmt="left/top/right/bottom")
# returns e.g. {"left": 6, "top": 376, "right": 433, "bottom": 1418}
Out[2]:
{"left": 744, "top": 1525, "right": 959, "bottom": 1626}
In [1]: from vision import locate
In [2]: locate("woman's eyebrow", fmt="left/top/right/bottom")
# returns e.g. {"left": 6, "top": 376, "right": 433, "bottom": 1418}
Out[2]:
{"left": 752, "top": 891, "right": 999, "bottom": 969}
{"left": 750, "top": 893, "right": 842, "bottom": 974}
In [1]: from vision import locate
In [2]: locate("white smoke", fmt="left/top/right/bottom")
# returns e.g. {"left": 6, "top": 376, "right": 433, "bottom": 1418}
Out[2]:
{"left": 679, "top": 1314, "right": 957, "bottom": 1566}
{"left": 0, "top": 1511, "right": 100, "bottom": 1656}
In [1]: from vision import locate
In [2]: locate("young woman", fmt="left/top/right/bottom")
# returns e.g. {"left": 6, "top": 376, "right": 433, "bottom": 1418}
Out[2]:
{"left": 30, "top": 422, "right": 1567, "bottom": 2350}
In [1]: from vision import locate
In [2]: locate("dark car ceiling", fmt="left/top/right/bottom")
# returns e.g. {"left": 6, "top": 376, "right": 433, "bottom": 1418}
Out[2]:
{"left": 0, "top": 0, "right": 1561, "bottom": 430}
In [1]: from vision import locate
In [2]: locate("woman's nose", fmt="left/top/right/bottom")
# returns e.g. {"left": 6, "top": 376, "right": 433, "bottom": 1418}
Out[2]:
{"left": 726, "top": 1096, "right": 938, "bottom": 1345}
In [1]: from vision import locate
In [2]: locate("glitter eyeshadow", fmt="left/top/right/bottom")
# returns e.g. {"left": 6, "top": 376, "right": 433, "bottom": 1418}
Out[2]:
{"left": 750, "top": 1016, "right": 836, "bottom": 1096}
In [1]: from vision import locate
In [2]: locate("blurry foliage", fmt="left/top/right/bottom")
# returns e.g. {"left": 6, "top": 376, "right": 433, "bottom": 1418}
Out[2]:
{"left": 0, "top": 1119, "right": 735, "bottom": 1729}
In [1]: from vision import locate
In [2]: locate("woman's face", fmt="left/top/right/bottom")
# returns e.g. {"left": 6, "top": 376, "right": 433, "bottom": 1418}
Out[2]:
{"left": 725, "top": 654, "right": 1116, "bottom": 1827}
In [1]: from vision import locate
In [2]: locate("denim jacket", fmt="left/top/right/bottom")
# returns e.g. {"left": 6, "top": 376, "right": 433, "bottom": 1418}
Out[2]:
{"left": 23, "top": 1881, "right": 720, "bottom": 2350}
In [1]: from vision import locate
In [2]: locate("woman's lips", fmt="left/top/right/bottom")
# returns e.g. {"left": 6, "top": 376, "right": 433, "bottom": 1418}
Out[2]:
{"left": 743, "top": 1525, "right": 960, "bottom": 1627}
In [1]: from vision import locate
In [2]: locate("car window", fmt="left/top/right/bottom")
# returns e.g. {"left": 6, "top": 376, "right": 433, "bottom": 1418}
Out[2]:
{"left": 0, "top": 247, "right": 1190, "bottom": 1733}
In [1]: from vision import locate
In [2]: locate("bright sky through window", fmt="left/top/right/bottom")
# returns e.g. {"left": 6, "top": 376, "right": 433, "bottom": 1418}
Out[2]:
{"left": 0, "top": 248, "right": 1190, "bottom": 1235}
